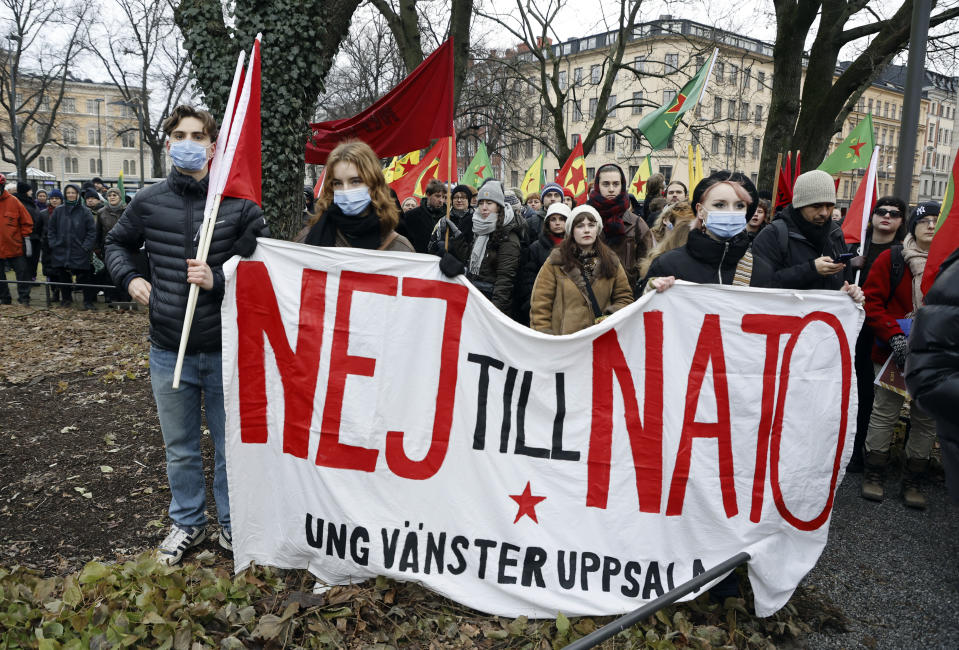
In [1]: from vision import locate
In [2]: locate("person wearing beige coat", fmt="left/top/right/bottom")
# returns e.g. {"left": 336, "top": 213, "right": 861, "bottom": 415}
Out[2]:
{"left": 529, "top": 205, "right": 634, "bottom": 335}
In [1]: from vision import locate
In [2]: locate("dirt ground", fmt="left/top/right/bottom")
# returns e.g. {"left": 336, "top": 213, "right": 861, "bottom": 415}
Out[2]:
{"left": 0, "top": 301, "right": 229, "bottom": 574}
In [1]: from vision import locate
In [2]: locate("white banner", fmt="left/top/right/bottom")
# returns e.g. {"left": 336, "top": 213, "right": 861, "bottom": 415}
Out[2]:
{"left": 221, "top": 239, "right": 863, "bottom": 618}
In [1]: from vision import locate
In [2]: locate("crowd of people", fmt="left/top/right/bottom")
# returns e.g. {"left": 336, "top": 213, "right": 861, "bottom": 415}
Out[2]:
{"left": 0, "top": 174, "right": 134, "bottom": 308}
{"left": 2, "top": 104, "right": 955, "bottom": 572}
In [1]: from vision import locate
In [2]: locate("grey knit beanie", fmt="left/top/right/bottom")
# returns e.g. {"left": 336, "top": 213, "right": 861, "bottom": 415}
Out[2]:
{"left": 791, "top": 170, "right": 836, "bottom": 208}
{"left": 477, "top": 180, "right": 505, "bottom": 209}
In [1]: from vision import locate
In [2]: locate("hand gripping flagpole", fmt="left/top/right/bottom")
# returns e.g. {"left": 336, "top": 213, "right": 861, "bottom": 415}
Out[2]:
{"left": 172, "top": 36, "right": 259, "bottom": 389}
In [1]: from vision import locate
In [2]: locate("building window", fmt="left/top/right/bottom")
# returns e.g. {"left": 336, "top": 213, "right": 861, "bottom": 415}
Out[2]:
{"left": 571, "top": 133, "right": 581, "bottom": 148}
{"left": 632, "top": 132, "right": 641, "bottom": 151}
{"left": 664, "top": 89, "right": 676, "bottom": 106}
{"left": 590, "top": 64, "right": 601, "bottom": 84}
{"left": 607, "top": 94, "right": 617, "bottom": 118}
{"left": 90, "top": 158, "right": 97, "bottom": 173}
{"left": 573, "top": 100, "right": 583, "bottom": 121}
{"left": 868, "top": 98, "right": 873, "bottom": 113}
{"left": 525, "top": 139, "right": 533, "bottom": 157}
{"left": 130, "top": 160, "right": 135, "bottom": 175}
{"left": 729, "top": 64, "right": 738, "bottom": 86}
{"left": 573, "top": 67, "right": 582, "bottom": 87}
{"left": 121, "top": 132, "right": 136, "bottom": 148}
{"left": 752, "top": 137, "right": 761, "bottom": 158}
{"left": 659, "top": 165, "right": 672, "bottom": 181}
{"left": 511, "top": 170, "right": 519, "bottom": 187}
{"left": 38, "top": 157, "right": 45, "bottom": 172}
{"left": 123, "top": 160, "right": 129, "bottom": 175}
{"left": 62, "top": 98, "right": 76, "bottom": 112}
{"left": 605, "top": 133, "right": 616, "bottom": 153}
{"left": 588, "top": 97, "right": 598, "bottom": 119}
{"left": 713, "top": 98, "right": 722, "bottom": 120}
{"left": 86, "top": 99, "right": 97, "bottom": 114}
{"left": 738, "top": 136, "right": 746, "bottom": 157}
{"left": 715, "top": 62, "right": 724, "bottom": 83}
{"left": 727, "top": 99, "right": 736, "bottom": 120}
{"left": 586, "top": 167, "right": 595, "bottom": 184}
{"left": 712, "top": 133, "right": 720, "bottom": 154}
{"left": 633, "top": 56, "right": 647, "bottom": 74}
{"left": 665, "top": 53, "right": 679, "bottom": 72}
{"left": 46, "top": 156, "right": 53, "bottom": 171}
{"left": 558, "top": 70, "right": 567, "bottom": 91}
{"left": 88, "top": 129, "right": 96, "bottom": 145}
{"left": 740, "top": 102, "right": 749, "bottom": 120}
{"left": 755, "top": 104, "right": 763, "bottom": 124}
{"left": 725, "top": 134, "right": 733, "bottom": 155}
{"left": 757, "top": 71, "right": 765, "bottom": 87}
{"left": 743, "top": 69, "right": 751, "bottom": 89}
{"left": 62, "top": 126, "right": 77, "bottom": 144}
{"left": 632, "top": 91, "right": 643, "bottom": 115}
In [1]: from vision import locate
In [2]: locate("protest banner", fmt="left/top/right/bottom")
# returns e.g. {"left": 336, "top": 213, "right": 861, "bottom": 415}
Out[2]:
{"left": 221, "top": 240, "right": 863, "bottom": 618}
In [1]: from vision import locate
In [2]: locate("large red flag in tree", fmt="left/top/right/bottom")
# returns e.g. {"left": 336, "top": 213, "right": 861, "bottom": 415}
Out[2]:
{"left": 305, "top": 40, "right": 455, "bottom": 164}
{"left": 557, "top": 140, "right": 587, "bottom": 205}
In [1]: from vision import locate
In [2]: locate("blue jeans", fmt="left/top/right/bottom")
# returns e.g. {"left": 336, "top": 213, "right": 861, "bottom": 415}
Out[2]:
{"left": 150, "top": 345, "right": 229, "bottom": 530}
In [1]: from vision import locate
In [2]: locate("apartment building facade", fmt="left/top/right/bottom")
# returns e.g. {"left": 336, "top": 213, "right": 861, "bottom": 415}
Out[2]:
{"left": 2, "top": 76, "right": 147, "bottom": 188}
{"left": 501, "top": 17, "right": 951, "bottom": 207}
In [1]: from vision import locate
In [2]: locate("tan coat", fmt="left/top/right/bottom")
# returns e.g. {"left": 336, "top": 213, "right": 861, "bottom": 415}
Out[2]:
{"left": 529, "top": 249, "right": 634, "bottom": 335}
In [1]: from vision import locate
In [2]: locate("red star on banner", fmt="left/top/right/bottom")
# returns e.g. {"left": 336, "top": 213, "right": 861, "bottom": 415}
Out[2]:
{"left": 472, "top": 165, "right": 487, "bottom": 181}
{"left": 848, "top": 140, "right": 865, "bottom": 157}
{"left": 509, "top": 482, "right": 546, "bottom": 524}
{"left": 632, "top": 178, "right": 646, "bottom": 195}
{"left": 394, "top": 160, "right": 410, "bottom": 177}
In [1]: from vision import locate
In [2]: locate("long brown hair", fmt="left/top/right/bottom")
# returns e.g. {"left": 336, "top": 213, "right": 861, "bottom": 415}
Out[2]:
{"left": 557, "top": 212, "right": 620, "bottom": 278}
{"left": 310, "top": 140, "right": 399, "bottom": 235}
{"left": 639, "top": 216, "right": 695, "bottom": 278}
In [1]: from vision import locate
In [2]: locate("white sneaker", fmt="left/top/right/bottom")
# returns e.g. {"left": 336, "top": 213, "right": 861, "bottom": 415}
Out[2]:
{"left": 156, "top": 524, "right": 207, "bottom": 565}
{"left": 219, "top": 527, "right": 232, "bottom": 552}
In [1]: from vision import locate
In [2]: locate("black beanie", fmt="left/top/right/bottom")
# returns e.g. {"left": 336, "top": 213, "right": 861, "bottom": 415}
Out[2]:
{"left": 83, "top": 188, "right": 100, "bottom": 200}
{"left": 909, "top": 202, "right": 940, "bottom": 236}
{"left": 16, "top": 181, "right": 32, "bottom": 195}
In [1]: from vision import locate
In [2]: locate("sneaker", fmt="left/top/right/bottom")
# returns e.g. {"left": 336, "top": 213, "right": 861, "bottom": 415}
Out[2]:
{"left": 83, "top": 302, "right": 96, "bottom": 311}
{"left": 218, "top": 526, "right": 233, "bottom": 552}
{"left": 156, "top": 524, "right": 207, "bottom": 565}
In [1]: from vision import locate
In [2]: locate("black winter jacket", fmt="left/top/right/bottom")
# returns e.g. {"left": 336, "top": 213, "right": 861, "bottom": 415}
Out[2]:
{"left": 105, "top": 168, "right": 268, "bottom": 353}
{"left": 751, "top": 206, "right": 849, "bottom": 290}
{"left": 399, "top": 200, "right": 445, "bottom": 253}
{"left": 644, "top": 229, "right": 773, "bottom": 289}
{"left": 15, "top": 193, "right": 44, "bottom": 243}
{"left": 906, "top": 247, "right": 959, "bottom": 501}
{"left": 48, "top": 197, "right": 96, "bottom": 270}
{"left": 519, "top": 228, "right": 560, "bottom": 315}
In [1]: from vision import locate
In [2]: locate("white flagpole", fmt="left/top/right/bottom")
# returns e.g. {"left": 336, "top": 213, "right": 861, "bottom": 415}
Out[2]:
{"left": 172, "top": 36, "right": 259, "bottom": 389}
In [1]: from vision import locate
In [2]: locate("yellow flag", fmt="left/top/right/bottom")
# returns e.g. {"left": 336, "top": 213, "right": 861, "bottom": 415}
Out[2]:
{"left": 520, "top": 151, "right": 546, "bottom": 199}
{"left": 383, "top": 150, "right": 421, "bottom": 183}
{"left": 628, "top": 155, "right": 653, "bottom": 200}
{"left": 695, "top": 145, "right": 703, "bottom": 190}
{"left": 688, "top": 145, "right": 704, "bottom": 191}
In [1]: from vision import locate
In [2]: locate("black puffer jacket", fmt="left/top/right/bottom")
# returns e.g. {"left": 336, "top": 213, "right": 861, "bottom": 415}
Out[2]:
{"left": 906, "top": 247, "right": 959, "bottom": 501}
{"left": 643, "top": 229, "right": 772, "bottom": 288}
{"left": 752, "top": 206, "right": 849, "bottom": 290}
{"left": 15, "top": 192, "right": 44, "bottom": 244}
{"left": 518, "top": 228, "right": 561, "bottom": 316}
{"left": 47, "top": 190, "right": 96, "bottom": 270}
{"left": 105, "top": 168, "right": 268, "bottom": 353}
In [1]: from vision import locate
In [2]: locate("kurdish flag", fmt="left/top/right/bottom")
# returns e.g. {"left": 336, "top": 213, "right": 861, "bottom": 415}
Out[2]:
{"left": 463, "top": 142, "right": 493, "bottom": 187}
{"left": 687, "top": 145, "right": 703, "bottom": 192}
{"left": 819, "top": 114, "right": 875, "bottom": 175}
{"left": 638, "top": 48, "right": 717, "bottom": 150}
{"left": 520, "top": 151, "right": 546, "bottom": 199}
{"left": 628, "top": 155, "right": 653, "bottom": 200}
{"left": 557, "top": 140, "right": 588, "bottom": 205}
{"left": 922, "top": 149, "right": 959, "bottom": 293}
{"left": 384, "top": 150, "right": 421, "bottom": 183}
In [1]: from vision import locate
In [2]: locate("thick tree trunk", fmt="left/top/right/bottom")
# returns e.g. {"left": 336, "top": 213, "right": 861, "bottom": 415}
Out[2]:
{"left": 759, "top": 0, "right": 820, "bottom": 189}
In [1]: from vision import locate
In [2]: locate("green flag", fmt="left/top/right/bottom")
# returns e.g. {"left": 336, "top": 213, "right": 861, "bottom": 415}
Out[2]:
{"left": 818, "top": 114, "right": 875, "bottom": 175}
{"left": 117, "top": 171, "right": 126, "bottom": 203}
{"left": 463, "top": 142, "right": 493, "bottom": 187}
{"left": 638, "top": 48, "right": 717, "bottom": 150}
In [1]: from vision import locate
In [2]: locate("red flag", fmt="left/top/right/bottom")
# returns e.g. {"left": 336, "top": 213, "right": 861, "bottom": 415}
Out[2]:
{"left": 557, "top": 140, "right": 588, "bottom": 205}
{"left": 313, "top": 168, "right": 325, "bottom": 198}
{"left": 389, "top": 136, "right": 457, "bottom": 201}
{"left": 922, "top": 150, "right": 959, "bottom": 293}
{"left": 842, "top": 148, "right": 879, "bottom": 245}
{"left": 305, "top": 40, "right": 455, "bottom": 164}
{"left": 774, "top": 162, "right": 793, "bottom": 211}
{"left": 794, "top": 151, "right": 801, "bottom": 179}
{"left": 221, "top": 37, "right": 262, "bottom": 206}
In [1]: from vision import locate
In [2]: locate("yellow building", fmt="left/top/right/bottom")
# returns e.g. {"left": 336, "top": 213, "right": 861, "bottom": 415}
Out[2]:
{"left": 2, "top": 76, "right": 145, "bottom": 188}
{"left": 503, "top": 17, "right": 947, "bottom": 204}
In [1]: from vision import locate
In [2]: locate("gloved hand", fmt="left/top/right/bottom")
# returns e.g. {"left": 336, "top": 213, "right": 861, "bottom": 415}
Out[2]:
{"left": 889, "top": 333, "right": 909, "bottom": 370}
{"left": 23, "top": 238, "right": 32, "bottom": 258}
{"left": 231, "top": 217, "right": 266, "bottom": 258}
{"left": 436, "top": 217, "right": 461, "bottom": 246}
{"left": 439, "top": 252, "right": 465, "bottom": 278}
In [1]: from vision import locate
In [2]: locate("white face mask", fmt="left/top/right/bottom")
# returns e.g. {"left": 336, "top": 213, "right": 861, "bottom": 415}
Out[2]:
{"left": 705, "top": 211, "right": 747, "bottom": 239}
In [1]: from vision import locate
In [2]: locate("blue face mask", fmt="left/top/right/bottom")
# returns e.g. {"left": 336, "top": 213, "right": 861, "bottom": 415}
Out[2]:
{"left": 169, "top": 140, "right": 210, "bottom": 171}
{"left": 705, "top": 211, "right": 747, "bottom": 239}
{"left": 333, "top": 187, "right": 372, "bottom": 216}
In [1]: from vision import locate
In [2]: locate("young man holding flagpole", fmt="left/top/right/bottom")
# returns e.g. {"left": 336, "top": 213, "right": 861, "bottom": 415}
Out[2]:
{"left": 105, "top": 105, "right": 268, "bottom": 564}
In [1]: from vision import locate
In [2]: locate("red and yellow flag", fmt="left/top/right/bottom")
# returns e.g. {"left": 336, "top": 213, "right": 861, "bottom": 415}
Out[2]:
{"left": 557, "top": 140, "right": 587, "bottom": 205}
{"left": 389, "top": 136, "right": 457, "bottom": 200}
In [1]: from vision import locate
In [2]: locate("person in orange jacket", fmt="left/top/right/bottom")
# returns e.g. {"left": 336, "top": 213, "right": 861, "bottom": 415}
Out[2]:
{"left": 0, "top": 174, "right": 34, "bottom": 305}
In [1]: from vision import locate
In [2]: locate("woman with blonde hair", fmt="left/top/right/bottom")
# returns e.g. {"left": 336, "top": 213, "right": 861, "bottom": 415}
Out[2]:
{"left": 530, "top": 205, "right": 633, "bottom": 335}
{"left": 305, "top": 140, "right": 413, "bottom": 251}
{"left": 637, "top": 211, "right": 696, "bottom": 283}
{"left": 650, "top": 200, "right": 694, "bottom": 243}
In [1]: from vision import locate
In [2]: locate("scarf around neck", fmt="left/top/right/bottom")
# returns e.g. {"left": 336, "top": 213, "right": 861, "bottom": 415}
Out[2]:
{"left": 901, "top": 234, "right": 928, "bottom": 314}
{"left": 307, "top": 204, "right": 382, "bottom": 249}
{"left": 588, "top": 187, "right": 631, "bottom": 242}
